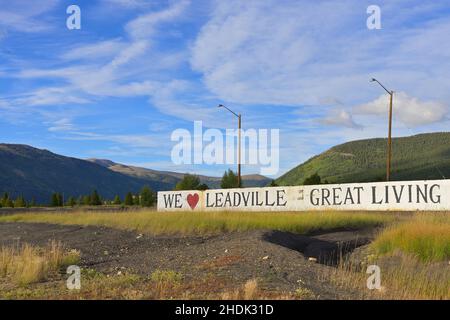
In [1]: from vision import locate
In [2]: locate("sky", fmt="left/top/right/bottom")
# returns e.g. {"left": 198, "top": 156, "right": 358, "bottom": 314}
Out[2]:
{"left": 0, "top": 0, "right": 449, "bottom": 178}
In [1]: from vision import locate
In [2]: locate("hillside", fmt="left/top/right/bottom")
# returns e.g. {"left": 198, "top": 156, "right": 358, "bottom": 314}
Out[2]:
{"left": 87, "top": 159, "right": 271, "bottom": 189}
{"left": 0, "top": 144, "right": 271, "bottom": 203}
{"left": 276, "top": 132, "right": 450, "bottom": 186}
{"left": 0, "top": 144, "right": 173, "bottom": 202}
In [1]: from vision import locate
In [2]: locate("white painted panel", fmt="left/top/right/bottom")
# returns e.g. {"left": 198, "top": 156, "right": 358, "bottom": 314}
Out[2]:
{"left": 158, "top": 180, "right": 449, "bottom": 211}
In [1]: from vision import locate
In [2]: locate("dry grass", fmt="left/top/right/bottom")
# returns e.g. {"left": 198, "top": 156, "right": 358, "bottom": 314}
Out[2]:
{"left": 371, "top": 213, "right": 450, "bottom": 262}
{"left": 0, "top": 210, "right": 394, "bottom": 236}
{"left": 325, "top": 251, "right": 449, "bottom": 300}
{"left": 322, "top": 214, "right": 450, "bottom": 299}
{"left": 0, "top": 211, "right": 448, "bottom": 300}
{"left": 0, "top": 241, "right": 80, "bottom": 286}
{"left": 1, "top": 269, "right": 294, "bottom": 300}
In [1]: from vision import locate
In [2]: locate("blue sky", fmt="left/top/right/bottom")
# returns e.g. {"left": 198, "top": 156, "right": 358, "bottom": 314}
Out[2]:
{"left": 1, "top": 0, "right": 449, "bottom": 177}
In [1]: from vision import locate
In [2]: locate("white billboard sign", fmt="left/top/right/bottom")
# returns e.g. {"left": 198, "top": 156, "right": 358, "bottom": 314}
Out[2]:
{"left": 157, "top": 179, "right": 450, "bottom": 212}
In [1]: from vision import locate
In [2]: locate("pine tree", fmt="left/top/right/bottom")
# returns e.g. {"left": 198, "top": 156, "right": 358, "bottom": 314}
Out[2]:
{"left": 133, "top": 194, "right": 140, "bottom": 206}
{"left": 124, "top": 192, "right": 134, "bottom": 206}
{"left": 221, "top": 169, "right": 240, "bottom": 189}
{"left": 51, "top": 193, "right": 59, "bottom": 207}
{"left": 113, "top": 195, "right": 122, "bottom": 205}
{"left": 30, "top": 197, "right": 37, "bottom": 207}
{"left": 67, "top": 197, "right": 76, "bottom": 207}
{"left": 90, "top": 190, "right": 102, "bottom": 206}
{"left": 82, "top": 195, "right": 91, "bottom": 206}
{"left": 1, "top": 192, "right": 9, "bottom": 207}
{"left": 269, "top": 180, "right": 278, "bottom": 187}
{"left": 175, "top": 174, "right": 201, "bottom": 190}
{"left": 14, "top": 195, "right": 26, "bottom": 208}
{"left": 303, "top": 173, "right": 321, "bottom": 185}
{"left": 140, "top": 186, "right": 155, "bottom": 207}
{"left": 198, "top": 183, "right": 209, "bottom": 191}
{"left": 57, "top": 193, "right": 63, "bottom": 206}
{"left": 5, "top": 198, "right": 14, "bottom": 208}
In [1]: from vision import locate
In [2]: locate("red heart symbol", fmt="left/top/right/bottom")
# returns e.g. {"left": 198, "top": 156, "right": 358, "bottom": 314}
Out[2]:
{"left": 187, "top": 193, "right": 199, "bottom": 210}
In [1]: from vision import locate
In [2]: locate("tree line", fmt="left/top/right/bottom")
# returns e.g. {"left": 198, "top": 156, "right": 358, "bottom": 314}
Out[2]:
{"left": 174, "top": 169, "right": 241, "bottom": 190}
{"left": 1, "top": 168, "right": 268, "bottom": 208}
{"left": 0, "top": 186, "right": 156, "bottom": 208}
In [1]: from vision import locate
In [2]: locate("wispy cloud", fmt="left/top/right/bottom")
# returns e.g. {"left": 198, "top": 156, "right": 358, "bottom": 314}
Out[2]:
{"left": 0, "top": 0, "right": 58, "bottom": 33}
{"left": 356, "top": 92, "right": 448, "bottom": 127}
{"left": 319, "top": 110, "right": 363, "bottom": 129}
{"left": 1, "top": 0, "right": 450, "bottom": 176}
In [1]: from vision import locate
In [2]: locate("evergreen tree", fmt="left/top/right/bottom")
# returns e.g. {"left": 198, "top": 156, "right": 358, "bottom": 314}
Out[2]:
{"left": 29, "top": 197, "right": 37, "bottom": 207}
{"left": 113, "top": 195, "right": 122, "bottom": 205}
{"left": 82, "top": 195, "right": 91, "bottom": 206}
{"left": 139, "top": 186, "right": 155, "bottom": 207}
{"left": 1, "top": 192, "right": 9, "bottom": 207}
{"left": 303, "top": 173, "right": 321, "bottom": 185}
{"left": 14, "top": 195, "right": 26, "bottom": 208}
{"left": 175, "top": 174, "right": 201, "bottom": 190}
{"left": 269, "top": 180, "right": 278, "bottom": 187}
{"left": 51, "top": 193, "right": 61, "bottom": 207}
{"left": 197, "top": 183, "right": 209, "bottom": 191}
{"left": 90, "top": 190, "right": 102, "bottom": 206}
{"left": 5, "top": 198, "right": 14, "bottom": 208}
{"left": 124, "top": 192, "right": 134, "bottom": 206}
{"left": 133, "top": 193, "right": 140, "bottom": 206}
{"left": 66, "top": 197, "right": 76, "bottom": 207}
{"left": 221, "top": 169, "right": 240, "bottom": 189}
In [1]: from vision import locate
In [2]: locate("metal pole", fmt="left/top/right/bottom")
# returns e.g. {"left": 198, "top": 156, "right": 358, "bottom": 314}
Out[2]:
{"left": 238, "top": 114, "right": 241, "bottom": 187}
{"left": 218, "top": 104, "right": 242, "bottom": 188}
{"left": 370, "top": 79, "right": 394, "bottom": 182}
{"left": 387, "top": 91, "right": 393, "bottom": 181}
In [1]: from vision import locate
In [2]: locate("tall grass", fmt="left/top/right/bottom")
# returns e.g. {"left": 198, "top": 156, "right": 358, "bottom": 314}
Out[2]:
{"left": 0, "top": 241, "right": 80, "bottom": 285}
{"left": 325, "top": 252, "right": 450, "bottom": 300}
{"left": 0, "top": 210, "right": 394, "bottom": 236}
{"left": 371, "top": 213, "right": 450, "bottom": 262}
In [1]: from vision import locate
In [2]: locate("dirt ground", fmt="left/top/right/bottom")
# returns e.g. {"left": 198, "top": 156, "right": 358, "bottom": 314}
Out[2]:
{"left": 0, "top": 222, "right": 377, "bottom": 299}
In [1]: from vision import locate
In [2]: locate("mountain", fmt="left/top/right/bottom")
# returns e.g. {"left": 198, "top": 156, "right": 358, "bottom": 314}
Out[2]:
{"left": 0, "top": 144, "right": 271, "bottom": 203}
{"left": 276, "top": 132, "right": 450, "bottom": 186}
{"left": 0, "top": 144, "right": 174, "bottom": 203}
{"left": 87, "top": 159, "right": 271, "bottom": 189}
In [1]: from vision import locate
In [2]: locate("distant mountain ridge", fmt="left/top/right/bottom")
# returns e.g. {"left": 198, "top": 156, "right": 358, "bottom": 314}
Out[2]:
{"left": 0, "top": 144, "right": 270, "bottom": 203}
{"left": 276, "top": 132, "right": 450, "bottom": 186}
{"left": 86, "top": 159, "right": 271, "bottom": 189}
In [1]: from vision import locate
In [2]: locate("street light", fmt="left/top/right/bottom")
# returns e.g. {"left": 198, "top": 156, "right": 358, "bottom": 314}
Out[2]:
{"left": 218, "top": 104, "right": 242, "bottom": 187}
{"left": 370, "top": 78, "right": 394, "bottom": 181}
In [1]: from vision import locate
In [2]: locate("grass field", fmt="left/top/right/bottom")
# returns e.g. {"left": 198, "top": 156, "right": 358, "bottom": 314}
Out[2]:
{"left": 0, "top": 210, "right": 449, "bottom": 300}
{"left": 0, "top": 241, "right": 80, "bottom": 286}
{"left": 0, "top": 210, "right": 394, "bottom": 235}
{"left": 371, "top": 213, "right": 450, "bottom": 262}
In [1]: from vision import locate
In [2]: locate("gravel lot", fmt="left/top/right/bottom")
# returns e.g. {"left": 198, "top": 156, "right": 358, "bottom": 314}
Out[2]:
{"left": 0, "top": 222, "right": 376, "bottom": 299}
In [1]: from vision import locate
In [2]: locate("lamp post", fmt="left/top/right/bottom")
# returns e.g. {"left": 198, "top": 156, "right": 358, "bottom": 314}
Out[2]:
{"left": 370, "top": 78, "right": 394, "bottom": 181}
{"left": 218, "top": 104, "right": 241, "bottom": 187}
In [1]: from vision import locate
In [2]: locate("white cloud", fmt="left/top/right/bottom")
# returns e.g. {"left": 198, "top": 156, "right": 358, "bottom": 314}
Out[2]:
{"left": 355, "top": 92, "right": 448, "bottom": 127}
{"left": 6, "top": 1, "right": 190, "bottom": 113}
{"left": 319, "top": 109, "right": 363, "bottom": 129}
{"left": 102, "top": 0, "right": 151, "bottom": 9}
{"left": 0, "top": 0, "right": 57, "bottom": 33}
{"left": 64, "top": 131, "right": 165, "bottom": 149}
{"left": 0, "top": 99, "right": 11, "bottom": 108}
{"left": 190, "top": 0, "right": 450, "bottom": 108}
{"left": 48, "top": 118, "right": 75, "bottom": 132}
{"left": 125, "top": 0, "right": 190, "bottom": 39}
{"left": 61, "top": 39, "right": 126, "bottom": 61}
{"left": 14, "top": 87, "right": 90, "bottom": 107}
